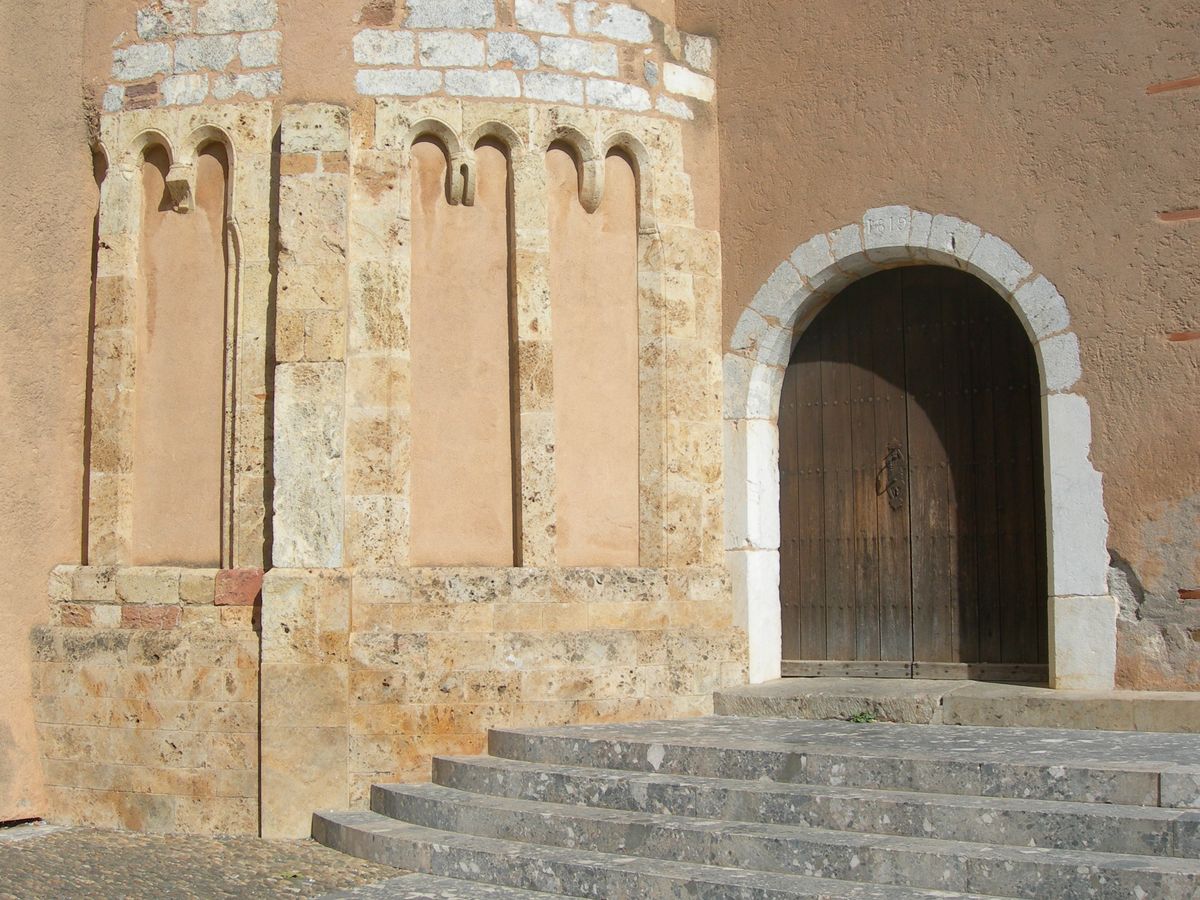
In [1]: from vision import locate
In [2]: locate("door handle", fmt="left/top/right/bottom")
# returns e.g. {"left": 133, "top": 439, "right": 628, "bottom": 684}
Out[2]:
{"left": 877, "top": 445, "right": 905, "bottom": 511}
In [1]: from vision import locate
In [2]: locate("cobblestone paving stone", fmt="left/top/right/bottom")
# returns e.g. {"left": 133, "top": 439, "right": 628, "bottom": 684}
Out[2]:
{"left": 0, "top": 823, "right": 405, "bottom": 899}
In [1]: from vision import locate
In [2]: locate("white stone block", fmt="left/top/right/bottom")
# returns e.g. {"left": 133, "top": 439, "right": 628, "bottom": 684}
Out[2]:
{"left": 723, "top": 418, "right": 780, "bottom": 553}
{"left": 1050, "top": 594, "right": 1117, "bottom": 691}
{"left": 663, "top": 62, "right": 714, "bottom": 102}
{"left": 516, "top": 0, "right": 570, "bottom": 34}
{"left": 282, "top": 102, "right": 350, "bottom": 153}
{"left": 356, "top": 68, "right": 442, "bottom": 96}
{"left": 446, "top": 69, "right": 521, "bottom": 98}
{"left": 161, "top": 73, "right": 208, "bottom": 106}
{"left": 1045, "top": 392, "right": 1110, "bottom": 598}
{"left": 926, "top": 214, "right": 982, "bottom": 266}
{"left": 112, "top": 43, "right": 171, "bottom": 81}
{"left": 420, "top": 31, "right": 485, "bottom": 67}
{"left": 909, "top": 209, "right": 933, "bottom": 248}
{"left": 683, "top": 33, "right": 714, "bottom": 73}
{"left": 729, "top": 308, "right": 771, "bottom": 355}
{"left": 574, "top": 1, "right": 652, "bottom": 43}
{"left": 1040, "top": 331, "right": 1082, "bottom": 393}
{"left": 723, "top": 353, "right": 783, "bottom": 421}
{"left": 174, "top": 35, "right": 237, "bottom": 72}
{"left": 488, "top": 32, "right": 538, "bottom": 69}
{"left": 749, "top": 260, "right": 804, "bottom": 323}
{"left": 212, "top": 69, "right": 281, "bottom": 100}
{"left": 240, "top": 31, "right": 281, "bottom": 68}
{"left": 353, "top": 29, "right": 416, "bottom": 65}
{"left": 273, "top": 362, "right": 345, "bottom": 569}
{"left": 969, "top": 232, "right": 1034, "bottom": 292}
{"left": 524, "top": 71, "right": 583, "bottom": 104}
{"left": 1015, "top": 275, "right": 1070, "bottom": 339}
{"left": 541, "top": 36, "right": 618, "bottom": 76}
{"left": 862, "top": 204, "right": 913, "bottom": 263}
{"left": 405, "top": 0, "right": 495, "bottom": 28}
{"left": 586, "top": 78, "right": 650, "bottom": 111}
{"left": 656, "top": 96, "right": 692, "bottom": 120}
{"left": 103, "top": 85, "right": 125, "bottom": 112}
{"left": 728, "top": 549, "right": 782, "bottom": 684}
{"left": 828, "top": 223, "right": 867, "bottom": 273}
{"left": 196, "top": 0, "right": 276, "bottom": 34}
{"left": 789, "top": 232, "right": 837, "bottom": 293}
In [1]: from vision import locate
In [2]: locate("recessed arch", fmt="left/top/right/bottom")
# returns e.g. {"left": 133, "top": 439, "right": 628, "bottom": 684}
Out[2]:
{"left": 725, "top": 206, "right": 1114, "bottom": 690}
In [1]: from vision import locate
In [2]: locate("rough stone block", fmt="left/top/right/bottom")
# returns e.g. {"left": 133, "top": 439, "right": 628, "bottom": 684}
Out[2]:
{"left": 862, "top": 204, "right": 913, "bottom": 263}
{"left": 541, "top": 37, "right": 618, "bottom": 76}
{"left": 116, "top": 567, "right": 181, "bottom": 605}
{"left": 179, "top": 569, "right": 218, "bottom": 605}
{"left": 586, "top": 78, "right": 649, "bottom": 111}
{"left": 723, "top": 418, "right": 780, "bottom": 552}
{"left": 356, "top": 69, "right": 442, "bottom": 96}
{"left": 663, "top": 63, "right": 714, "bottom": 102}
{"left": 136, "top": 0, "right": 191, "bottom": 40}
{"left": 196, "top": 0, "right": 277, "bottom": 34}
{"left": 262, "top": 724, "right": 348, "bottom": 838}
{"left": 211, "top": 70, "right": 281, "bottom": 101}
{"left": 516, "top": 0, "right": 570, "bottom": 34}
{"left": 215, "top": 568, "right": 265, "bottom": 606}
{"left": 683, "top": 33, "right": 714, "bottom": 73}
{"left": 72, "top": 567, "right": 117, "bottom": 603}
{"left": 524, "top": 71, "right": 583, "bottom": 104}
{"left": 353, "top": 29, "right": 416, "bottom": 65}
{"left": 574, "top": 1, "right": 651, "bottom": 43}
{"left": 1045, "top": 393, "right": 1109, "bottom": 598}
{"left": 656, "top": 96, "right": 692, "bottom": 120}
{"left": 405, "top": 0, "right": 495, "bottom": 29}
{"left": 969, "top": 232, "right": 1034, "bottom": 293}
{"left": 102, "top": 86, "right": 125, "bottom": 112}
{"left": 488, "top": 32, "right": 538, "bottom": 69}
{"left": 160, "top": 74, "right": 208, "bottom": 106}
{"left": 748, "top": 259, "right": 804, "bottom": 325}
{"left": 419, "top": 31, "right": 485, "bottom": 67}
{"left": 174, "top": 35, "right": 237, "bottom": 72}
{"left": 112, "top": 44, "right": 171, "bottom": 81}
{"left": 239, "top": 31, "right": 281, "bottom": 68}
{"left": 926, "top": 214, "right": 982, "bottom": 265}
{"left": 446, "top": 69, "right": 521, "bottom": 98}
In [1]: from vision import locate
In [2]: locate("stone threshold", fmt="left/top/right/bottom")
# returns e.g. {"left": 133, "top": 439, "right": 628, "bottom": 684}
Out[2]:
{"left": 714, "top": 677, "right": 1200, "bottom": 733}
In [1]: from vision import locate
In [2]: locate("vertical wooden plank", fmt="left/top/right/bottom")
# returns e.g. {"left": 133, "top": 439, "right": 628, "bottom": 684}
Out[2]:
{"left": 847, "top": 285, "right": 882, "bottom": 660}
{"left": 871, "top": 272, "right": 913, "bottom": 662}
{"left": 794, "top": 321, "right": 827, "bottom": 659}
{"left": 903, "top": 267, "right": 954, "bottom": 663}
{"left": 820, "top": 300, "right": 856, "bottom": 660}
{"left": 942, "top": 274, "right": 979, "bottom": 662}
{"left": 971, "top": 280, "right": 1003, "bottom": 663}
{"left": 778, "top": 345, "right": 802, "bottom": 660}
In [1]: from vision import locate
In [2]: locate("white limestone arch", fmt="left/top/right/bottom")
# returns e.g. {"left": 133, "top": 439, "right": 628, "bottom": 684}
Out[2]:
{"left": 725, "top": 206, "right": 1115, "bottom": 690}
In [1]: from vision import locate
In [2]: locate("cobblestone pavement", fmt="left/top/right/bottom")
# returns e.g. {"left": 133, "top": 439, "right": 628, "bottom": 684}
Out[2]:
{"left": 0, "top": 822, "right": 405, "bottom": 899}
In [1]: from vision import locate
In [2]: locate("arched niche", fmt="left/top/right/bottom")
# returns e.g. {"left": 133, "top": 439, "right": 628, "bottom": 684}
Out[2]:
{"left": 408, "top": 135, "right": 517, "bottom": 566}
{"left": 546, "top": 144, "right": 640, "bottom": 566}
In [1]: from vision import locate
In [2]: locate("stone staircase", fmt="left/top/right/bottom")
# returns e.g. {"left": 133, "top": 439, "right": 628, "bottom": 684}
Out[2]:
{"left": 313, "top": 717, "right": 1200, "bottom": 898}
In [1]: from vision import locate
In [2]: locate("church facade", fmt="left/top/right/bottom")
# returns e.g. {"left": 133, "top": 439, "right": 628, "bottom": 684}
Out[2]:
{"left": 1, "top": 0, "right": 1196, "bottom": 836}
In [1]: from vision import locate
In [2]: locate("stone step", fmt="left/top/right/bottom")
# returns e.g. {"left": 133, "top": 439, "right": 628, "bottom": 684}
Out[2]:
{"left": 373, "top": 782, "right": 1200, "bottom": 899}
{"left": 488, "top": 717, "right": 1200, "bottom": 807}
{"left": 322, "top": 872, "right": 571, "bottom": 898}
{"left": 312, "top": 809, "right": 1004, "bottom": 899}
{"left": 431, "top": 754, "right": 1200, "bottom": 858}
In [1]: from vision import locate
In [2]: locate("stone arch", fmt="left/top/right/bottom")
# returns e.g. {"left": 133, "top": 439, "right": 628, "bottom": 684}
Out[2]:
{"left": 725, "top": 206, "right": 1114, "bottom": 690}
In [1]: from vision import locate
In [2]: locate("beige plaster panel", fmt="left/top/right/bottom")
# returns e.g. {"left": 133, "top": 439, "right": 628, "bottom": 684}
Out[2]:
{"left": 548, "top": 149, "right": 640, "bottom": 566}
{"left": 677, "top": 0, "right": 1200, "bottom": 687}
{"left": 132, "top": 147, "right": 227, "bottom": 566}
{"left": 409, "top": 139, "right": 515, "bottom": 566}
{"left": 0, "top": 0, "right": 92, "bottom": 821}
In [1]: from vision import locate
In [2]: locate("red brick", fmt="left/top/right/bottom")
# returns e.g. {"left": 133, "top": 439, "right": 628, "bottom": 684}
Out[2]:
{"left": 58, "top": 604, "right": 93, "bottom": 627}
{"left": 1167, "top": 332, "right": 1200, "bottom": 343}
{"left": 1179, "top": 588, "right": 1200, "bottom": 601}
{"left": 215, "top": 568, "right": 264, "bottom": 607}
{"left": 121, "top": 605, "right": 181, "bottom": 629}
{"left": 1146, "top": 73, "right": 1200, "bottom": 95}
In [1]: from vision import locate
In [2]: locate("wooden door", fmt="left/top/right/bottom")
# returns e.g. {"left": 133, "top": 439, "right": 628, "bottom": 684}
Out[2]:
{"left": 779, "top": 267, "right": 1047, "bottom": 679}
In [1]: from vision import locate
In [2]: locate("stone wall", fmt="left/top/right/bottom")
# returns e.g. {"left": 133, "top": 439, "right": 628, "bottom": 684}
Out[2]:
{"left": 30, "top": 566, "right": 261, "bottom": 834}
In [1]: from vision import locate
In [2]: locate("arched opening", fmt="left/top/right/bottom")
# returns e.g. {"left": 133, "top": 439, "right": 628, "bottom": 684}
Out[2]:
{"left": 779, "top": 265, "right": 1048, "bottom": 680}
{"left": 131, "top": 142, "right": 229, "bottom": 566}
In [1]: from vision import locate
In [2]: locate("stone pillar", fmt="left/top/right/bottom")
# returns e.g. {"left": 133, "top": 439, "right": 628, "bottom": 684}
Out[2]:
{"left": 262, "top": 103, "right": 353, "bottom": 838}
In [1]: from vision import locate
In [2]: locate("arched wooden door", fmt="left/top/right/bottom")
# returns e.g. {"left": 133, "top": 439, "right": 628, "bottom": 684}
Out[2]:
{"left": 779, "top": 266, "right": 1048, "bottom": 681}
